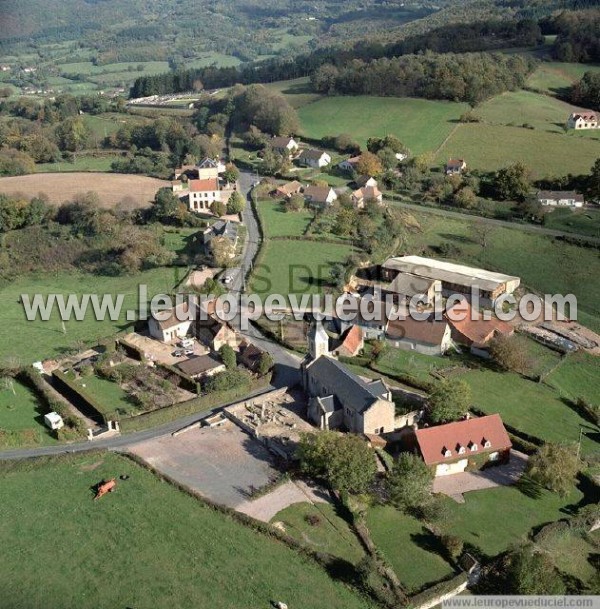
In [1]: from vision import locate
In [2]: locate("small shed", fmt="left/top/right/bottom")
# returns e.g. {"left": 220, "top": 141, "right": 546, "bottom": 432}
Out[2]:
{"left": 44, "top": 412, "right": 64, "bottom": 430}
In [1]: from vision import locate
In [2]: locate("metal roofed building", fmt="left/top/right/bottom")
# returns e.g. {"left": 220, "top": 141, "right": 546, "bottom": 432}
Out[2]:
{"left": 381, "top": 256, "right": 520, "bottom": 306}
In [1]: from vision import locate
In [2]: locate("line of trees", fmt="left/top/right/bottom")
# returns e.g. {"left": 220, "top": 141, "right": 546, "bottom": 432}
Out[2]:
{"left": 311, "top": 52, "right": 537, "bottom": 104}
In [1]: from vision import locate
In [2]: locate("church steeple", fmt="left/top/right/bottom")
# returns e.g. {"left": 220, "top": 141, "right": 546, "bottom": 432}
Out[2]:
{"left": 307, "top": 319, "right": 330, "bottom": 360}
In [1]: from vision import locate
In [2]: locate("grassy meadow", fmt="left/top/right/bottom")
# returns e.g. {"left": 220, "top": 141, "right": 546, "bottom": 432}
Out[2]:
{"left": 456, "top": 369, "right": 597, "bottom": 456}
{"left": 546, "top": 352, "right": 600, "bottom": 406}
{"left": 0, "top": 380, "right": 44, "bottom": 431}
{"left": 434, "top": 123, "right": 600, "bottom": 177}
{"left": 0, "top": 267, "right": 181, "bottom": 364}
{"left": 527, "top": 61, "right": 600, "bottom": 95}
{"left": 251, "top": 239, "right": 351, "bottom": 298}
{"left": 257, "top": 198, "right": 314, "bottom": 238}
{"left": 271, "top": 502, "right": 365, "bottom": 565}
{"left": 298, "top": 96, "right": 468, "bottom": 154}
{"left": 473, "top": 90, "right": 600, "bottom": 135}
{"left": 441, "top": 482, "right": 587, "bottom": 557}
{"left": 0, "top": 453, "right": 374, "bottom": 609}
{"left": 366, "top": 506, "right": 457, "bottom": 593}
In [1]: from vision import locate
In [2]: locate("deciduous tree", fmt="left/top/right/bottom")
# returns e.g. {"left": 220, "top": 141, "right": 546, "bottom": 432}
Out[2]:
{"left": 428, "top": 379, "right": 471, "bottom": 423}
{"left": 387, "top": 453, "right": 433, "bottom": 511}
{"left": 526, "top": 443, "right": 579, "bottom": 496}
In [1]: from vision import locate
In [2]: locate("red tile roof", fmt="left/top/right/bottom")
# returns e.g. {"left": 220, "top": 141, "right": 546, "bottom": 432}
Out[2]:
{"left": 445, "top": 300, "right": 513, "bottom": 347}
{"left": 415, "top": 414, "right": 511, "bottom": 465}
{"left": 571, "top": 112, "right": 597, "bottom": 121}
{"left": 340, "top": 325, "right": 363, "bottom": 355}
{"left": 189, "top": 178, "right": 219, "bottom": 192}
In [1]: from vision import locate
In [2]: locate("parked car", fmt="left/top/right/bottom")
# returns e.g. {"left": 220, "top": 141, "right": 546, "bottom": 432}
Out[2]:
{"left": 172, "top": 350, "right": 184, "bottom": 357}
{"left": 178, "top": 338, "right": 194, "bottom": 348}
{"left": 183, "top": 348, "right": 194, "bottom": 356}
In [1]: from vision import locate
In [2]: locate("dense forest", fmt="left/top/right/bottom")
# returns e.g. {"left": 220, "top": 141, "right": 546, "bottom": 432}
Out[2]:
{"left": 129, "top": 17, "right": 546, "bottom": 98}
{"left": 311, "top": 52, "right": 537, "bottom": 103}
{"left": 549, "top": 9, "right": 600, "bottom": 62}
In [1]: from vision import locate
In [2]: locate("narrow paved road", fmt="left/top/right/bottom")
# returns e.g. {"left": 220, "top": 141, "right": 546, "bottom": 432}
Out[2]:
{"left": 0, "top": 169, "right": 301, "bottom": 461}
{"left": 0, "top": 386, "right": 272, "bottom": 461}
{"left": 389, "top": 199, "right": 600, "bottom": 245}
{"left": 232, "top": 169, "right": 302, "bottom": 388}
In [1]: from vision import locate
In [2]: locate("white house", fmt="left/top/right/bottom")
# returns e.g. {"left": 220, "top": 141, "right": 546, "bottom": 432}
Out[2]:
{"left": 188, "top": 178, "right": 222, "bottom": 212}
{"left": 271, "top": 136, "right": 299, "bottom": 158}
{"left": 44, "top": 412, "right": 64, "bottom": 431}
{"left": 537, "top": 190, "right": 584, "bottom": 208}
{"left": 304, "top": 185, "right": 338, "bottom": 207}
{"left": 297, "top": 149, "right": 331, "bottom": 168}
{"left": 567, "top": 112, "right": 598, "bottom": 130}
{"left": 149, "top": 301, "right": 194, "bottom": 342}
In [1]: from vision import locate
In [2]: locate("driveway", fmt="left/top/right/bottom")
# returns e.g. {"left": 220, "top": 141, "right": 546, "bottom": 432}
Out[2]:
{"left": 238, "top": 480, "right": 330, "bottom": 522}
{"left": 433, "top": 451, "right": 529, "bottom": 503}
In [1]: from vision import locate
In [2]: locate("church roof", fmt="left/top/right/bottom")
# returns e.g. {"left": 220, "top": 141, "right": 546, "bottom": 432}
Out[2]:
{"left": 305, "top": 355, "right": 389, "bottom": 415}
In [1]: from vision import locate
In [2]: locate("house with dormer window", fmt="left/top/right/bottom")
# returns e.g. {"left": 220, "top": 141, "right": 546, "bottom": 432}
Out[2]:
{"left": 412, "top": 414, "right": 512, "bottom": 476}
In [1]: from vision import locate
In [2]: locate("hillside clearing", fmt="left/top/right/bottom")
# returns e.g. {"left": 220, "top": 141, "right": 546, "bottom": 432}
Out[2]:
{"left": 298, "top": 96, "right": 468, "bottom": 154}
{"left": 0, "top": 173, "right": 169, "bottom": 207}
{"left": 435, "top": 123, "right": 600, "bottom": 177}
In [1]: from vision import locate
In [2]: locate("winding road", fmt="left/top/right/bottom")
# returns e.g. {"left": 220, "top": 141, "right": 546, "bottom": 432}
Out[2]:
{"left": 0, "top": 169, "right": 301, "bottom": 461}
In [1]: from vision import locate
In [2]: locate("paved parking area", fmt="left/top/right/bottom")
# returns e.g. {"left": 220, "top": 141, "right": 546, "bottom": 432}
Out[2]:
{"left": 128, "top": 422, "right": 280, "bottom": 509}
{"left": 433, "top": 451, "right": 529, "bottom": 503}
{"left": 123, "top": 332, "right": 209, "bottom": 366}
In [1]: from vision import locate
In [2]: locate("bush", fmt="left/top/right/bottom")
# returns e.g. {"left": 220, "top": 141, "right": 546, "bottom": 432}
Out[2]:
{"left": 441, "top": 534, "right": 464, "bottom": 560}
{"left": 305, "top": 513, "right": 323, "bottom": 527}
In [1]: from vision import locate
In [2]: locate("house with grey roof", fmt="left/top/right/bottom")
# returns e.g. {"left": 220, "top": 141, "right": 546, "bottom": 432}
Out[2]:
{"left": 302, "top": 321, "right": 395, "bottom": 435}
{"left": 202, "top": 220, "right": 239, "bottom": 248}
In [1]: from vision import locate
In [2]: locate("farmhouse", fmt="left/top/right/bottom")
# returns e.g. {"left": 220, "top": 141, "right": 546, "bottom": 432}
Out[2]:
{"left": 174, "top": 157, "right": 225, "bottom": 180}
{"left": 386, "top": 315, "right": 452, "bottom": 356}
{"left": 537, "top": 190, "right": 584, "bottom": 208}
{"left": 304, "top": 185, "right": 338, "bottom": 207}
{"left": 303, "top": 322, "right": 395, "bottom": 434}
{"left": 271, "top": 136, "right": 299, "bottom": 157}
{"left": 412, "top": 414, "right": 512, "bottom": 476}
{"left": 355, "top": 176, "right": 378, "bottom": 188}
{"left": 446, "top": 300, "right": 514, "bottom": 350}
{"left": 237, "top": 340, "right": 266, "bottom": 373}
{"left": 197, "top": 157, "right": 226, "bottom": 178}
{"left": 567, "top": 111, "right": 598, "bottom": 130}
{"left": 445, "top": 159, "right": 467, "bottom": 175}
{"left": 197, "top": 320, "right": 238, "bottom": 351}
{"left": 338, "top": 297, "right": 392, "bottom": 340}
{"left": 352, "top": 184, "right": 383, "bottom": 208}
{"left": 149, "top": 301, "right": 194, "bottom": 343}
{"left": 445, "top": 300, "right": 514, "bottom": 357}
{"left": 177, "top": 354, "right": 226, "bottom": 380}
{"left": 381, "top": 256, "right": 521, "bottom": 306}
{"left": 188, "top": 178, "right": 222, "bottom": 212}
{"left": 297, "top": 149, "right": 331, "bottom": 168}
{"left": 274, "top": 180, "right": 303, "bottom": 198}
